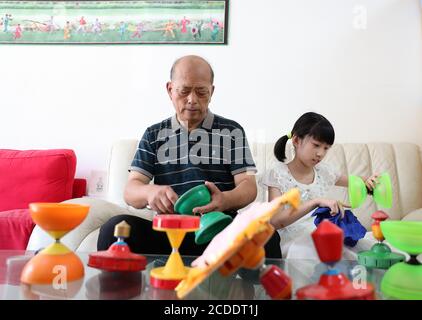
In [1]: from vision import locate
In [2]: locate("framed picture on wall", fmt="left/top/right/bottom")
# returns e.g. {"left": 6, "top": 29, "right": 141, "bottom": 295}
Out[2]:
{"left": 0, "top": 0, "right": 228, "bottom": 44}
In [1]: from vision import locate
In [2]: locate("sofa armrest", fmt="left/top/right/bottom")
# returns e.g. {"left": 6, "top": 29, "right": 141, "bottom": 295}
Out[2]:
{"left": 76, "top": 228, "right": 100, "bottom": 253}
{"left": 401, "top": 208, "right": 422, "bottom": 222}
{"left": 72, "top": 178, "right": 87, "bottom": 198}
{"left": 26, "top": 197, "right": 155, "bottom": 252}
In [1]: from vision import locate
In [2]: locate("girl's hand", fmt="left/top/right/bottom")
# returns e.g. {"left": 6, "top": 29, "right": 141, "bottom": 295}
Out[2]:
{"left": 365, "top": 174, "right": 379, "bottom": 192}
{"left": 315, "top": 198, "right": 345, "bottom": 218}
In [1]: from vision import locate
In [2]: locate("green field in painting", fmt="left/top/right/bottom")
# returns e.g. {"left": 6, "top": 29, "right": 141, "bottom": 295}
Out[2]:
{"left": 0, "top": 27, "right": 224, "bottom": 43}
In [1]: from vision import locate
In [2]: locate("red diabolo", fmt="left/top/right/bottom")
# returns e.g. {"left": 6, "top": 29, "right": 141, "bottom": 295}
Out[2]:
{"left": 311, "top": 220, "right": 343, "bottom": 264}
{"left": 260, "top": 265, "right": 292, "bottom": 300}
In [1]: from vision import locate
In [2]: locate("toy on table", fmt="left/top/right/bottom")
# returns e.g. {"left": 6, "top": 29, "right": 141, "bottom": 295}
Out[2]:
{"left": 357, "top": 211, "right": 405, "bottom": 269}
{"left": 150, "top": 214, "right": 200, "bottom": 290}
{"left": 174, "top": 184, "right": 233, "bottom": 245}
{"left": 20, "top": 203, "right": 89, "bottom": 297}
{"left": 175, "top": 188, "right": 300, "bottom": 299}
{"left": 348, "top": 172, "right": 392, "bottom": 209}
{"left": 296, "top": 220, "right": 375, "bottom": 300}
{"left": 380, "top": 221, "right": 422, "bottom": 300}
{"left": 259, "top": 264, "right": 292, "bottom": 299}
{"left": 88, "top": 221, "right": 147, "bottom": 272}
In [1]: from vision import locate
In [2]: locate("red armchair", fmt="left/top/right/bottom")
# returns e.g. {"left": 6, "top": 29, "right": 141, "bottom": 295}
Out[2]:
{"left": 0, "top": 149, "right": 86, "bottom": 250}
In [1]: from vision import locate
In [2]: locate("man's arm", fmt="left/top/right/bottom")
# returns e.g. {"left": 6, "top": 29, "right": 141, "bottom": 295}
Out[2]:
{"left": 124, "top": 171, "right": 152, "bottom": 209}
{"left": 124, "top": 171, "right": 178, "bottom": 213}
{"left": 222, "top": 172, "right": 257, "bottom": 211}
{"left": 192, "top": 172, "right": 257, "bottom": 214}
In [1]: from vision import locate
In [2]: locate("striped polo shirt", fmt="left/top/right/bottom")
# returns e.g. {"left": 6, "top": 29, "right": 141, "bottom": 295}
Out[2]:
{"left": 130, "top": 111, "right": 257, "bottom": 197}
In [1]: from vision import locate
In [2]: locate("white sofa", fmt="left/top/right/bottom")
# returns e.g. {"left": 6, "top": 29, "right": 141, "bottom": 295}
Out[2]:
{"left": 27, "top": 140, "right": 422, "bottom": 253}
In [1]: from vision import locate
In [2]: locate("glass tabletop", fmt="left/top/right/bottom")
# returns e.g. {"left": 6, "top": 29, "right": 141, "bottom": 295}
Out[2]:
{"left": 0, "top": 250, "right": 387, "bottom": 300}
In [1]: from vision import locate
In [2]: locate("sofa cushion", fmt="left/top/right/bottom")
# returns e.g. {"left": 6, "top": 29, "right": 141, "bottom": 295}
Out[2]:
{"left": 0, "top": 209, "right": 35, "bottom": 250}
{"left": 252, "top": 142, "right": 422, "bottom": 229}
{"left": 0, "top": 149, "right": 76, "bottom": 211}
{"left": 72, "top": 178, "right": 87, "bottom": 199}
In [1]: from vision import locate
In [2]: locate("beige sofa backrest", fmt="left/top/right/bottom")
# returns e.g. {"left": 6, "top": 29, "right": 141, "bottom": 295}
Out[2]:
{"left": 251, "top": 142, "right": 422, "bottom": 229}
{"left": 107, "top": 139, "right": 422, "bottom": 229}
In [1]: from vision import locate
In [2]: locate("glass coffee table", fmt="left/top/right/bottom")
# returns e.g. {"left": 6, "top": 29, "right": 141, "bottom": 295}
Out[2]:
{"left": 0, "top": 250, "right": 388, "bottom": 300}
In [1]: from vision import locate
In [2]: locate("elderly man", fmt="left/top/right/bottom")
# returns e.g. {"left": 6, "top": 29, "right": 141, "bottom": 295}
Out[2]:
{"left": 97, "top": 55, "right": 281, "bottom": 257}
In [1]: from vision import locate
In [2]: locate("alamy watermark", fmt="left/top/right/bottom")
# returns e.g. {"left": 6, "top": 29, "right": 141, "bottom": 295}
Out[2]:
{"left": 155, "top": 128, "right": 255, "bottom": 166}
{"left": 353, "top": 5, "right": 367, "bottom": 30}
{"left": 52, "top": 265, "right": 67, "bottom": 290}
{"left": 351, "top": 265, "right": 369, "bottom": 289}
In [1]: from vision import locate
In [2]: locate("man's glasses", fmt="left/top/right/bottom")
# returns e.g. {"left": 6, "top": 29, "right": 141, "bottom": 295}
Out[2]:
{"left": 175, "top": 87, "right": 211, "bottom": 99}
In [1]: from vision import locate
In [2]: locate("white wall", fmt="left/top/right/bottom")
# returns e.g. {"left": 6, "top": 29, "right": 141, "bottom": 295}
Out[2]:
{"left": 1, "top": 0, "right": 422, "bottom": 183}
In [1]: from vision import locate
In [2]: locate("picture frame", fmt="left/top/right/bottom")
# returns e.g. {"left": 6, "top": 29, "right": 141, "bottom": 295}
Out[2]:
{"left": 0, "top": 0, "right": 228, "bottom": 44}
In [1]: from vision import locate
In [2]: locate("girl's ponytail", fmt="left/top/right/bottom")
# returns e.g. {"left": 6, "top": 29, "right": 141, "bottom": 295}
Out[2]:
{"left": 274, "top": 135, "right": 290, "bottom": 162}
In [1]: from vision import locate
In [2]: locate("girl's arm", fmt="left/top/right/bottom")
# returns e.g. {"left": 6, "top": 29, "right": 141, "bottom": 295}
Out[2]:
{"left": 335, "top": 174, "right": 379, "bottom": 190}
{"left": 268, "top": 187, "right": 339, "bottom": 229}
{"left": 335, "top": 175, "right": 349, "bottom": 187}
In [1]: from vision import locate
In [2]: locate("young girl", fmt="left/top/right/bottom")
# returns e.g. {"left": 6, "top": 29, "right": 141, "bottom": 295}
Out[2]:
{"left": 260, "top": 112, "right": 378, "bottom": 257}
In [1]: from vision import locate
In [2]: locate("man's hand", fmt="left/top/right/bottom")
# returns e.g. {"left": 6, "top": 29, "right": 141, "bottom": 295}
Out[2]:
{"left": 192, "top": 181, "right": 227, "bottom": 215}
{"left": 147, "top": 185, "right": 178, "bottom": 214}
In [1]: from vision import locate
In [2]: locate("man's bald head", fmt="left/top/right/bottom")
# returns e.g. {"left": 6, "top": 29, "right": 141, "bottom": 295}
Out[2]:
{"left": 170, "top": 55, "right": 214, "bottom": 85}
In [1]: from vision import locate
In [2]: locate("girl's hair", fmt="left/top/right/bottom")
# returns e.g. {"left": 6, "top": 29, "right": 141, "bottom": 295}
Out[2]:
{"left": 274, "top": 112, "right": 335, "bottom": 162}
